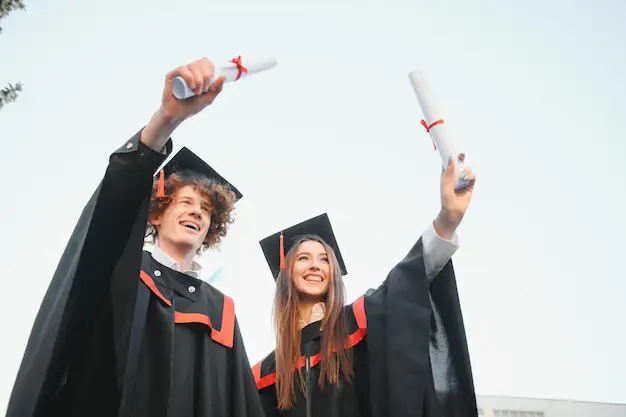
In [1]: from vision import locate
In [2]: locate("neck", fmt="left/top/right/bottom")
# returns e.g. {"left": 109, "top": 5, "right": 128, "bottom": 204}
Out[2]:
{"left": 156, "top": 240, "right": 196, "bottom": 272}
{"left": 298, "top": 298, "right": 324, "bottom": 325}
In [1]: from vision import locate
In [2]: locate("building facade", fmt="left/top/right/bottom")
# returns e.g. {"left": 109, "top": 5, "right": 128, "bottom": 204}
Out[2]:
{"left": 476, "top": 395, "right": 626, "bottom": 417}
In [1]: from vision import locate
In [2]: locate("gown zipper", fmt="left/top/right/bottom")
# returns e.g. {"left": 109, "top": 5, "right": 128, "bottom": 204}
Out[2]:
{"left": 303, "top": 335, "right": 314, "bottom": 417}
{"left": 166, "top": 296, "right": 176, "bottom": 417}
{"left": 305, "top": 353, "right": 312, "bottom": 417}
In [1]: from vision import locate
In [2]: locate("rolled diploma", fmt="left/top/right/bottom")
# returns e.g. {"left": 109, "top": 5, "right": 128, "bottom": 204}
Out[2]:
{"left": 408, "top": 69, "right": 470, "bottom": 190}
{"left": 172, "top": 57, "right": 277, "bottom": 100}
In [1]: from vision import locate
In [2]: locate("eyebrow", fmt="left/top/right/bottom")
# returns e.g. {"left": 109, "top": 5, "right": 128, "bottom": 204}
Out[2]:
{"left": 296, "top": 251, "right": 328, "bottom": 257}
{"left": 179, "top": 196, "right": 211, "bottom": 206}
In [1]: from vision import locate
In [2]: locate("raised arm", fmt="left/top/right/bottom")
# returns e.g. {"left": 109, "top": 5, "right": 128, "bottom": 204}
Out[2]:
{"left": 421, "top": 220, "right": 459, "bottom": 282}
{"left": 5, "top": 58, "right": 228, "bottom": 417}
{"left": 361, "top": 155, "right": 477, "bottom": 417}
{"left": 368, "top": 154, "right": 475, "bottom": 293}
{"left": 80, "top": 57, "right": 230, "bottom": 289}
{"left": 423, "top": 153, "right": 475, "bottom": 277}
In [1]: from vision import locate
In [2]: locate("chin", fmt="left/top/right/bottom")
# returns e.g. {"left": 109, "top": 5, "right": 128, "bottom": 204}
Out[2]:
{"left": 172, "top": 238, "right": 201, "bottom": 252}
{"left": 297, "top": 288, "right": 328, "bottom": 301}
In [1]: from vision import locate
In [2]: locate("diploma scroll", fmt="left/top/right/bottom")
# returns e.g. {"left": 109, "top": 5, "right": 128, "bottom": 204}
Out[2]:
{"left": 172, "top": 56, "right": 277, "bottom": 100}
{"left": 408, "top": 69, "right": 471, "bottom": 190}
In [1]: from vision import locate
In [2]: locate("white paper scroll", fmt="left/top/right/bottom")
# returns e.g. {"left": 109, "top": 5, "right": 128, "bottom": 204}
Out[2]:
{"left": 408, "top": 69, "right": 471, "bottom": 190}
{"left": 172, "top": 56, "right": 277, "bottom": 100}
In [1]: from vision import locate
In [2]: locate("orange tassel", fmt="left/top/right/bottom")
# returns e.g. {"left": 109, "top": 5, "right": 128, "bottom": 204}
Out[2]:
{"left": 279, "top": 232, "right": 285, "bottom": 270}
{"left": 157, "top": 169, "right": 165, "bottom": 198}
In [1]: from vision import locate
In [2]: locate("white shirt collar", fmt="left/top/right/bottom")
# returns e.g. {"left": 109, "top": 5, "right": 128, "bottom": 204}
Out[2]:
{"left": 151, "top": 244, "right": 203, "bottom": 279}
{"left": 299, "top": 302, "right": 326, "bottom": 329}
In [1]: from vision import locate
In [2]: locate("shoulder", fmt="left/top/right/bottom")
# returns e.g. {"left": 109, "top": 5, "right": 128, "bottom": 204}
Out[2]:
{"left": 140, "top": 259, "right": 237, "bottom": 349}
{"left": 195, "top": 282, "right": 237, "bottom": 346}
{"left": 252, "top": 351, "right": 277, "bottom": 390}
{"left": 200, "top": 280, "right": 230, "bottom": 302}
{"left": 199, "top": 281, "right": 236, "bottom": 319}
{"left": 342, "top": 295, "right": 368, "bottom": 349}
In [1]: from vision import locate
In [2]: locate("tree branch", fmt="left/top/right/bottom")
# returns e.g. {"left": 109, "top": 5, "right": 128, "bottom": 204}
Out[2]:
{"left": 0, "top": 82, "right": 22, "bottom": 110}
{"left": 0, "top": 1, "right": 26, "bottom": 109}
{"left": 0, "top": 0, "right": 26, "bottom": 33}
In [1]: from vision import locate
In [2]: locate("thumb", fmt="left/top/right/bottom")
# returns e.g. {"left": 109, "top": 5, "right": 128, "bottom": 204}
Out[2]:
{"left": 442, "top": 157, "right": 455, "bottom": 182}
{"left": 209, "top": 75, "right": 226, "bottom": 96}
{"left": 196, "top": 75, "right": 226, "bottom": 106}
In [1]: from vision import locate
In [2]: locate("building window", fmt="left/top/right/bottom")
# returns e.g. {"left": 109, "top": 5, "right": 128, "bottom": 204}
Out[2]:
{"left": 493, "top": 410, "right": 544, "bottom": 417}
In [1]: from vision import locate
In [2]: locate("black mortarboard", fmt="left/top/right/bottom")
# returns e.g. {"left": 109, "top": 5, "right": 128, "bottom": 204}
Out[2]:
{"left": 259, "top": 213, "right": 347, "bottom": 280}
{"left": 156, "top": 147, "right": 243, "bottom": 201}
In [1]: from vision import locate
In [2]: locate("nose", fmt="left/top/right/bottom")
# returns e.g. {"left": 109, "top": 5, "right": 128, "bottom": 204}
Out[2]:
{"left": 309, "top": 260, "right": 321, "bottom": 271}
{"left": 188, "top": 203, "right": 202, "bottom": 219}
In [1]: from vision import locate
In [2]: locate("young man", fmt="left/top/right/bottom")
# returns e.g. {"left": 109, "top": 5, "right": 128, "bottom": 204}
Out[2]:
{"left": 6, "top": 58, "right": 265, "bottom": 417}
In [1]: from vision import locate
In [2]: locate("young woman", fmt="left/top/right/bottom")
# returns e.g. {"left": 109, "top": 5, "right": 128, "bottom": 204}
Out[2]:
{"left": 6, "top": 58, "right": 265, "bottom": 417}
{"left": 254, "top": 158, "right": 478, "bottom": 417}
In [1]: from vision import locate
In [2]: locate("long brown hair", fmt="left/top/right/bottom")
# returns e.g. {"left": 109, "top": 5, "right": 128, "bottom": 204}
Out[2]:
{"left": 273, "top": 235, "right": 354, "bottom": 410}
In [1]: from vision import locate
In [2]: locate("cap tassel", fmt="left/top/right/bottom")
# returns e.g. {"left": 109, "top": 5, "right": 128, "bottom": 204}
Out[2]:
{"left": 279, "top": 232, "right": 286, "bottom": 270}
{"left": 157, "top": 169, "right": 165, "bottom": 199}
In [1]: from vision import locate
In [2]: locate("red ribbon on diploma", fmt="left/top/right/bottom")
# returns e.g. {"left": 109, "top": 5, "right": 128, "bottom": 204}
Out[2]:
{"left": 229, "top": 56, "right": 248, "bottom": 80}
{"left": 421, "top": 118, "right": 444, "bottom": 151}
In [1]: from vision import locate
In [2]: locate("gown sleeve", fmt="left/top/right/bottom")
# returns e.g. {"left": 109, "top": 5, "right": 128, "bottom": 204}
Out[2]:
{"left": 257, "top": 384, "right": 280, "bottom": 417}
{"left": 421, "top": 221, "right": 460, "bottom": 282}
{"left": 228, "top": 319, "right": 268, "bottom": 417}
{"left": 5, "top": 129, "right": 172, "bottom": 417}
{"left": 361, "top": 223, "right": 478, "bottom": 417}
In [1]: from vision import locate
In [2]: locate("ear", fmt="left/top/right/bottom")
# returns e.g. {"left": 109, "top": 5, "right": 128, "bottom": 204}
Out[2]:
{"left": 149, "top": 213, "right": 161, "bottom": 227}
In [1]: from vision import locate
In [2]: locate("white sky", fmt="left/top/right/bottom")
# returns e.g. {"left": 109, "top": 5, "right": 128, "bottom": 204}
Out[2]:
{"left": 1, "top": 0, "right": 625, "bottom": 413}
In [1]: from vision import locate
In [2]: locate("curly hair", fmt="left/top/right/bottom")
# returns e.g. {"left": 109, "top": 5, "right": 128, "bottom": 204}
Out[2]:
{"left": 145, "top": 170, "right": 237, "bottom": 252}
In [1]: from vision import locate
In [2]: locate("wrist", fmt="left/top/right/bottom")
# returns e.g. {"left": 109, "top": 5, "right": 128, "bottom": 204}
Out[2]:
{"left": 433, "top": 209, "right": 462, "bottom": 240}
{"left": 155, "top": 105, "right": 184, "bottom": 126}
{"left": 140, "top": 108, "right": 183, "bottom": 152}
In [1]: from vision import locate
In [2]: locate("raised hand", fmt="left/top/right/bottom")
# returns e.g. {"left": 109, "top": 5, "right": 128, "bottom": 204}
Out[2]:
{"left": 160, "top": 57, "right": 227, "bottom": 122}
{"left": 141, "top": 58, "right": 226, "bottom": 152}
{"left": 434, "top": 153, "right": 476, "bottom": 239}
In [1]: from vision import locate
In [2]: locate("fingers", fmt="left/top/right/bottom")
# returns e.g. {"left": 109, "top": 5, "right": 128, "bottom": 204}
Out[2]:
{"left": 456, "top": 157, "right": 477, "bottom": 193}
{"left": 166, "top": 57, "right": 216, "bottom": 96}
{"left": 209, "top": 75, "right": 226, "bottom": 95}
{"left": 442, "top": 156, "right": 455, "bottom": 179}
{"left": 442, "top": 153, "right": 476, "bottom": 184}
{"left": 462, "top": 166, "right": 475, "bottom": 181}
{"left": 459, "top": 172, "right": 476, "bottom": 193}
{"left": 188, "top": 66, "right": 204, "bottom": 96}
{"left": 167, "top": 65, "right": 195, "bottom": 92}
{"left": 188, "top": 58, "right": 214, "bottom": 95}
{"left": 195, "top": 75, "right": 226, "bottom": 106}
{"left": 461, "top": 168, "right": 476, "bottom": 191}
{"left": 197, "top": 58, "right": 215, "bottom": 93}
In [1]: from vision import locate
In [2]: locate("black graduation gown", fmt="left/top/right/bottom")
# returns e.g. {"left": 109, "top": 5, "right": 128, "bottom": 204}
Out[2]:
{"left": 253, "top": 238, "right": 478, "bottom": 417}
{"left": 5, "top": 130, "right": 265, "bottom": 417}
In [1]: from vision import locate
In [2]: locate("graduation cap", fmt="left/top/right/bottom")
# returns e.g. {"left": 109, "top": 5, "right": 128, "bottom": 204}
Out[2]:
{"left": 155, "top": 147, "right": 243, "bottom": 201}
{"left": 259, "top": 213, "right": 347, "bottom": 280}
